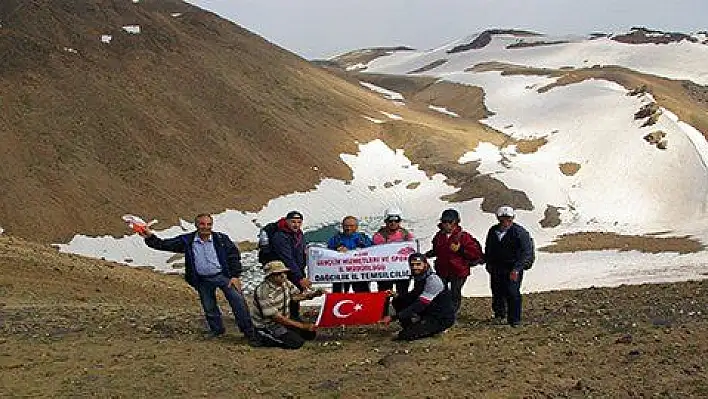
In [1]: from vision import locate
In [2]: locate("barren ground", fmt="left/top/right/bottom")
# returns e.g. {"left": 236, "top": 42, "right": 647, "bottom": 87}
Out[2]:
{"left": 2, "top": 236, "right": 707, "bottom": 398}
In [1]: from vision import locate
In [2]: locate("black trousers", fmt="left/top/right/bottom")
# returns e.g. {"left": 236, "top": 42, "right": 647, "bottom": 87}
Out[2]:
{"left": 489, "top": 270, "right": 524, "bottom": 324}
{"left": 396, "top": 317, "right": 453, "bottom": 341}
{"left": 391, "top": 298, "right": 454, "bottom": 341}
{"left": 440, "top": 276, "right": 467, "bottom": 315}
{"left": 255, "top": 326, "right": 316, "bottom": 349}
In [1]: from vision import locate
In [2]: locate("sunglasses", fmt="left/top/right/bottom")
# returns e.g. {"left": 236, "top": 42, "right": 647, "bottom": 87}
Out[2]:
{"left": 385, "top": 218, "right": 401, "bottom": 223}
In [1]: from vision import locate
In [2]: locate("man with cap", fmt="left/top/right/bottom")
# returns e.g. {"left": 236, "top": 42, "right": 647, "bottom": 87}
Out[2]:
{"left": 484, "top": 206, "right": 534, "bottom": 327}
{"left": 425, "top": 209, "right": 484, "bottom": 315}
{"left": 270, "top": 210, "right": 310, "bottom": 321}
{"left": 138, "top": 213, "right": 258, "bottom": 343}
{"left": 390, "top": 253, "right": 455, "bottom": 341}
{"left": 251, "top": 261, "right": 325, "bottom": 349}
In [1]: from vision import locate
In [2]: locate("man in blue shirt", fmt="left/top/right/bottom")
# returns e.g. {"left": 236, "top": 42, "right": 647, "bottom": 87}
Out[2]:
{"left": 327, "top": 216, "right": 373, "bottom": 293}
{"left": 141, "top": 213, "right": 257, "bottom": 343}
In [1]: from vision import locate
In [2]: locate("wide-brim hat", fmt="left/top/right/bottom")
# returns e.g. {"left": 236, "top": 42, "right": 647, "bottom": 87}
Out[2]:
{"left": 264, "top": 261, "right": 290, "bottom": 277}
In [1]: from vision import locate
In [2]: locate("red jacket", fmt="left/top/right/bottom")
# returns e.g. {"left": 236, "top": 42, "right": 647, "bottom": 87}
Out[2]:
{"left": 429, "top": 225, "right": 483, "bottom": 279}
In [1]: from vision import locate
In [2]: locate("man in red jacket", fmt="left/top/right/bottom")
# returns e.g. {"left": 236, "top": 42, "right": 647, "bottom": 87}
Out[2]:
{"left": 425, "top": 209, "right": 484, "bottom": 315}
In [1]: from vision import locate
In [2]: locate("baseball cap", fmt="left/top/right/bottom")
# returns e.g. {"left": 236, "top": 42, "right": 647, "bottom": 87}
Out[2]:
{"left": 384, "top": 207, "right": 403, "bottom": 222}
{"left": 408, "top": 252, "right": 427, "bottom": 265}
{"left": 440, "top": 209, "right": 460, "bottom": 223}
{"left": 496, "top": 206, "right": 515, "bottom": 218}
{"left": 286, "top": 210, "right": 303, "bottom": 220}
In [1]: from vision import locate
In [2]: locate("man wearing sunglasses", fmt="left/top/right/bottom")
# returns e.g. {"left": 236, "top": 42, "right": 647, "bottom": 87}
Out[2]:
{"left": 372, "top": 207, "right": 414, "bottom": 295}
{"left": 373, "top": 207, "right": 414, "bottom": 323}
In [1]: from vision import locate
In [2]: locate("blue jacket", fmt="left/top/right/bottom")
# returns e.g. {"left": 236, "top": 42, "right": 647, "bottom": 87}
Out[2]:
{"left": 484, "top": 223, "right": 534, "bottom": 272}
{"left": 327, "top": 231, "right": 373, "bottom": 251}
{"left": 145, "top": 231, "right": 242, "bottom": 287}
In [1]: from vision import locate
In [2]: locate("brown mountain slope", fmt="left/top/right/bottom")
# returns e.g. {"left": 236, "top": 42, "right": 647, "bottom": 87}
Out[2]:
{"left": 1, "top": 0, "right": 387, "bottom": 242}
{"left": 2, "top": 236, "right": 707, "bottom": 397}
{"left": 0, "top": 0, "right": 517, "bottom": 243}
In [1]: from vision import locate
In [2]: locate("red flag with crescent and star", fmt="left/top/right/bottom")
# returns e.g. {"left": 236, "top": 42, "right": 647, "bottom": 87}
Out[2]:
{"left": 315, "top": 292, "right": 388, "bottom": 327}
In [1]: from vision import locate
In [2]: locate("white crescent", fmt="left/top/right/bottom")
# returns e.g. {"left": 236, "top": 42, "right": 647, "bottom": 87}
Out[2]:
{"left": 332, "top": 300, "right": 356, "bottom": 318}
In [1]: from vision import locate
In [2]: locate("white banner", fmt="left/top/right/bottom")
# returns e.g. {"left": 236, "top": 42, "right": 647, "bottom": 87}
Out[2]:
{"left": 307, "top": 242, "right": 417, "bottom": 283}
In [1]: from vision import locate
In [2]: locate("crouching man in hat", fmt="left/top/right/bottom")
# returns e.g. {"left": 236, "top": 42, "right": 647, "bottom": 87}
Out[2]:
{"left": 251, "top": 261, "right": 325, "bottom": 349}
{"left": 390, "top": 253, "right": 455, "bottom": 341}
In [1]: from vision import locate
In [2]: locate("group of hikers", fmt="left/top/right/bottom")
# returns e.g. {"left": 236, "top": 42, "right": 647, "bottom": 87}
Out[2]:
{"left": 137, "top": 205, "right": 534, "bottom": 349}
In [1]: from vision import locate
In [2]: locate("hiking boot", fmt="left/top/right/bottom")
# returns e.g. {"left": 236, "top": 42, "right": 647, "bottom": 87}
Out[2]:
{"left": 509, "top": 321, "right": 522, "bottom": 328}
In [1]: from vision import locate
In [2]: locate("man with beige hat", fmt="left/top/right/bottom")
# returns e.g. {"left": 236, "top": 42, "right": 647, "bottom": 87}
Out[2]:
{"left": 251, "top": 261, "right": 325, "bottom": 349}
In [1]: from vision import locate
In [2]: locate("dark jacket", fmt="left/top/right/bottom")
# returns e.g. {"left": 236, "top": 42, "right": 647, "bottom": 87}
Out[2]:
{"left": 270, "top": 218, "right": 306, "bottom": 281}
{"left": 145, "top": 231, "right": 242, "bottom": 287}
{"left": 426, "top": 225, "right": 484, "bottom": 279}
{"left": 484, "top": 223, "right": 533, "bottom": 273}
{"left": 395, "top": 271, "right": 455, "bottom": 324}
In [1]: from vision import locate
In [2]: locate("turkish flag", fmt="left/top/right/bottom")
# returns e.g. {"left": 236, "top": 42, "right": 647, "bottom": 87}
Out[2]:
{"left": 315, "top": 292, "right": 388, "bottom": 327}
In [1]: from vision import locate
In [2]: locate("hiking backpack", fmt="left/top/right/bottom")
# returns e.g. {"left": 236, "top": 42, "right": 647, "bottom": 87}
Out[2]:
{"left": 257, "top": 222, "right": 280, "bottom": 265}
{"left": 506, "top": 226, "right": 535, "bottom": 270}
{"left": 467, "top": 235, "right": 485, "bottom": 266}
{"left": 523, "top": 236, "right": 536, "bottom": 270}
{"left": 451, "top": 230, "right": 485, "bottom": 267}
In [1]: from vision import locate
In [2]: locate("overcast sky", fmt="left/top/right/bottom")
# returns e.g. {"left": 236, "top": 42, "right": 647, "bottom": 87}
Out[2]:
{"left": 186, "top": 0, "right": 708, "bottom": 59}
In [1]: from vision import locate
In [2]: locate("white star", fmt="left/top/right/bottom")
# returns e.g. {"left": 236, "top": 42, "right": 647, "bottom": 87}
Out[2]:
{"left": 354, "top": 303, "right": 363, "bottom": 312}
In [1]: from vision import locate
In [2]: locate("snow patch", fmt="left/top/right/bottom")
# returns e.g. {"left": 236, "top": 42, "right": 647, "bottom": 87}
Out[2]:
{"left": 58, "top": 140, "right": 459, "bottom": 272}
{"left": 122, "top": 25, "right": 141, "bottom": 34}
{"left": 63, "top": 47, "right": 78, "bottom": 54}
{"left": 171, "top": 13, "right": 183, "bottom": 17}
{"left": 428, "top": 105, "right": 459, "bottom": 117}
{"left": 663, "top": 109, "right": 708, "bottom": 179}
{"left": 458, "top": 142, "right": 506, "bottom": 164}
{"left": 362, "top": 116, "right": 384, "bottom": 124}
{"left": 346, "top": 63, "right": 367, "bottom": 71}
{"left": 58, "top": 134, "right": 708, "bottom": 297}
{"left": 365, "top": 33, "right": 708, "bottom": 85}
{"left": 380, "top": 111, "right": 403, "bottom": 120}
{"left": 100, "top": 35, "right": 112, "bottom": 44}
{"left": 359, "top": 81, "right": 404, "bottom": 101}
